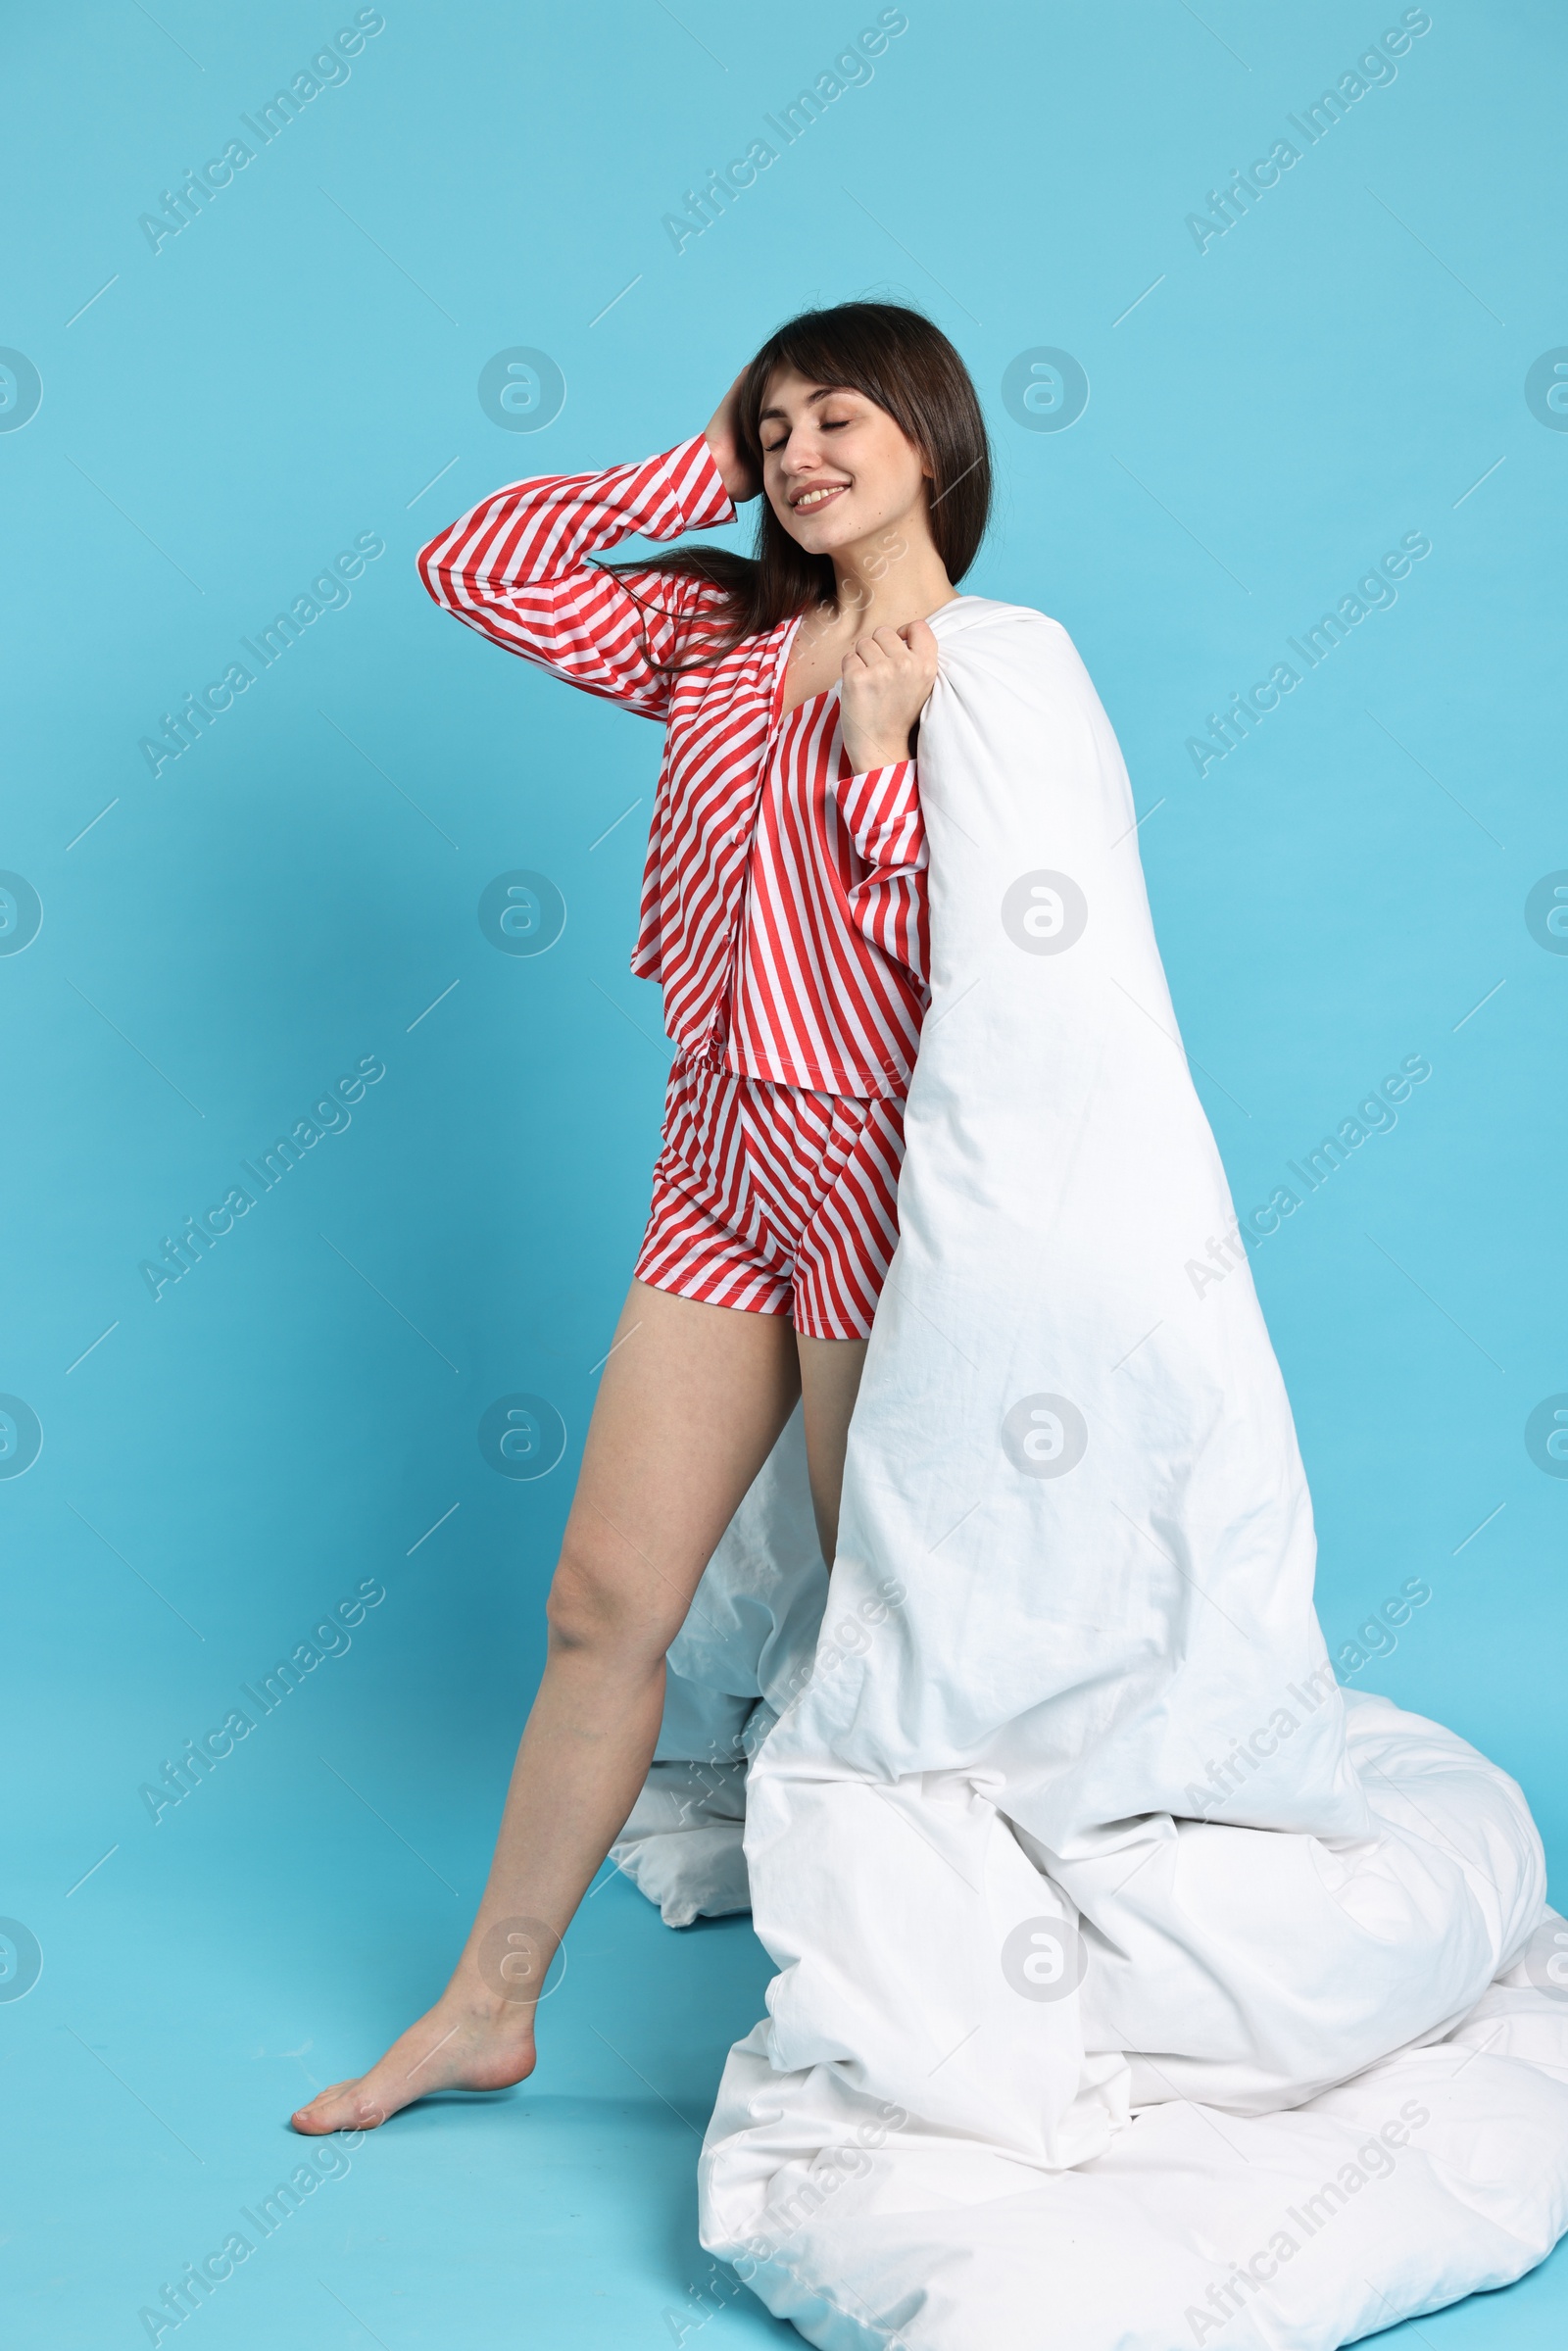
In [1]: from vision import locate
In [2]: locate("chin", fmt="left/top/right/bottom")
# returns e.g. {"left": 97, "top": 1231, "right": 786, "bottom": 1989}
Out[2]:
{"left": 778, "top": 506, "right": 864, "bottom": 557}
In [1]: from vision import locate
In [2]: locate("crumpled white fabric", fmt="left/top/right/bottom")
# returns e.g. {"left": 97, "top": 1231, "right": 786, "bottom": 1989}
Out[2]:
{"left": 612, "top": 597, "right": 1568, "bottom": 2347}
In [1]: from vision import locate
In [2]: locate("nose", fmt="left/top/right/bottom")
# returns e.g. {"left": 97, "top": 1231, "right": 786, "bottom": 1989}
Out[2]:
{"left": 780, "top": 432, "right": 832, "bottom": 486}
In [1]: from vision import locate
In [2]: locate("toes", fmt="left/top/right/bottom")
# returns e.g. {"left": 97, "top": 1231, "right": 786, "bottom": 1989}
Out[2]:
{"left": 305, "top": 2077, "right": 356, "bottom": 2105}
{"left": 290, "top": 2078, "right": 380, "bottom": 2134}
{"left": 290, "top": 2103, "right": 337, "bottom": 2135}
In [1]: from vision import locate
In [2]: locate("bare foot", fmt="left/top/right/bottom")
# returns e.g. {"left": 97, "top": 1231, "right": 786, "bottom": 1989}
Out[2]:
{"left": 289, "top": 1990, "right": 536, "bottom": 2134}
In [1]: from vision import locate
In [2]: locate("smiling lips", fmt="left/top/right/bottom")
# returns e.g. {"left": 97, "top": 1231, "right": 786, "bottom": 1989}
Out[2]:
{"left": 790, "top": 481, "right": 849, "bottom": 512}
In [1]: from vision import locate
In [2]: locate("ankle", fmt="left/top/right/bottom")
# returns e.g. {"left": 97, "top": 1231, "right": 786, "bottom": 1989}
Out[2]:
{"left": 435, "top": 1969, "right": 534, "bottom": 2032}
{"left": 461, "top": 1914, "right": 562, "bottom": 2018}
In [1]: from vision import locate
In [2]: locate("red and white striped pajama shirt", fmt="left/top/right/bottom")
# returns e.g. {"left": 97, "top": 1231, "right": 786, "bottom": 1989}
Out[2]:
{"left": 416, "top": 433, "right": 930, "bottom": 1340}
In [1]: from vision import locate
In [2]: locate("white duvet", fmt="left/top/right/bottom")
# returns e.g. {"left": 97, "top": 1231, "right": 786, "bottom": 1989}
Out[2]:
{"left": 611, "top": 596, "right": 1568, "bottom": 2349}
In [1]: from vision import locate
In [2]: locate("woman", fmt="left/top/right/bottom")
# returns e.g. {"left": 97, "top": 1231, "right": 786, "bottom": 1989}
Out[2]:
{"left": 291, "top": 300, "right": 989, "bottom": 2135}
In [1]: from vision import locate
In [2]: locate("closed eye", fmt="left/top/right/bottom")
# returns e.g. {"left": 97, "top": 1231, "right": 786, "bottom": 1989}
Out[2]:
{"left": 763, "top": 416, "right": 855, "bottom": 454}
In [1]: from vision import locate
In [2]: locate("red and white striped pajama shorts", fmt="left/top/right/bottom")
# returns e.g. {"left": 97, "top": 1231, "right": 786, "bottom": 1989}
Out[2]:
{"left": 633, "top": 1051, "right": 908, "bottom": 1342}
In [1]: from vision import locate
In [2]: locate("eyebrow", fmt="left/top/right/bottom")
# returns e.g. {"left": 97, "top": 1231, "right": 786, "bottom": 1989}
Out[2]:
{"left": 758, "top": 384, "right": 856, "bottom": 426}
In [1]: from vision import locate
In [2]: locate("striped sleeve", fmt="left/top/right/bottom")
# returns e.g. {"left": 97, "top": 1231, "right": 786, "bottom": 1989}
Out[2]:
{"left": 415, "top": 432, "right": 738, "bottom": 719}
{"left": 835, "top": 759, "right": 929, "bottom": 987}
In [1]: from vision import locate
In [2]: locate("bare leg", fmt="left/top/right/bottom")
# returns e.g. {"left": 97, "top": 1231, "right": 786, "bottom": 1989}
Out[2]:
{"left": 797, "top": 1333, "right": 869, "bottom": 1565}
{"left": 291, "top": 1280, "right": 801, "bottom": 2133}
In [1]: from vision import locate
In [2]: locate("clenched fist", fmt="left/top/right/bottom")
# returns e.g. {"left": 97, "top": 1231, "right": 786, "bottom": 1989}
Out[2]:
{"left": 839, "top": 619, "right": 939, "bottom": 772}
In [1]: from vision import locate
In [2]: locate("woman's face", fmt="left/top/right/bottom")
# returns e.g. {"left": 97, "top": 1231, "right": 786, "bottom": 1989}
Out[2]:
{"left": 757, "top": 366, "right": 932, "bottom": 560}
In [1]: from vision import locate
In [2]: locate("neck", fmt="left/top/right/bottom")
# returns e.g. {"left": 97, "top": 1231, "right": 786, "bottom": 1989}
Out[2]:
{"left": 829, "top": 528, "right": 956, "bottom": 635}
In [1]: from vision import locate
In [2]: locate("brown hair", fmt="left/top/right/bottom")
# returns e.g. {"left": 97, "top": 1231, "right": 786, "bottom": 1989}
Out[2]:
{"left": 601, "top": 300, "right": 991, "bottom": 667}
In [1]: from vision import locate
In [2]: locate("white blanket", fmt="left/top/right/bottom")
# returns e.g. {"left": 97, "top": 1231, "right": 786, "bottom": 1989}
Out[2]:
{"left": 611, "top": 597, "right": 1568, "bottom": 2348}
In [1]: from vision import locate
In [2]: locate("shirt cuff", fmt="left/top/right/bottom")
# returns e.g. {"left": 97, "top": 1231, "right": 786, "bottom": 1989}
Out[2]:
{"left": 835, "top": 759, "right": 924, "bottom": 866}
{"left": 660, "top": 430, "right": 738, "bottom": 534}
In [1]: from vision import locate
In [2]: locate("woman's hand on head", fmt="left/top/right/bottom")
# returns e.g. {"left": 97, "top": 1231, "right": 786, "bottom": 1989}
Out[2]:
{"left": 839, "top": 619, "right": 938, "bottom": 772}
{"left": 704, "top": 370, "right": 761, "bottom": 505}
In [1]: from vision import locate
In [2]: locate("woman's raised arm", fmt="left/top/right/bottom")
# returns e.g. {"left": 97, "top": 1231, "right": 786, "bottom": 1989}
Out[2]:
{"left": 416, "top": 434, "right": 736, "bottom": 718}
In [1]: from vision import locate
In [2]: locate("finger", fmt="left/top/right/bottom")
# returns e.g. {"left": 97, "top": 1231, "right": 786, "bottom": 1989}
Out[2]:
{"left": 897, "top": 624, "right": 939, "bottom": 689}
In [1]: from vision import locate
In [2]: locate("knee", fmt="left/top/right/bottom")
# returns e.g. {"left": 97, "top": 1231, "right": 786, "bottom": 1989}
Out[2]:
{"left": 545, "top": 1527, "right": 669, "bottom": 1667}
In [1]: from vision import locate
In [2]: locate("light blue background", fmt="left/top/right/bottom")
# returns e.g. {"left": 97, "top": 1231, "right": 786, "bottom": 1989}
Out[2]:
{"left": 2, "top": 2, "right": 1564, "bottom": 2344}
